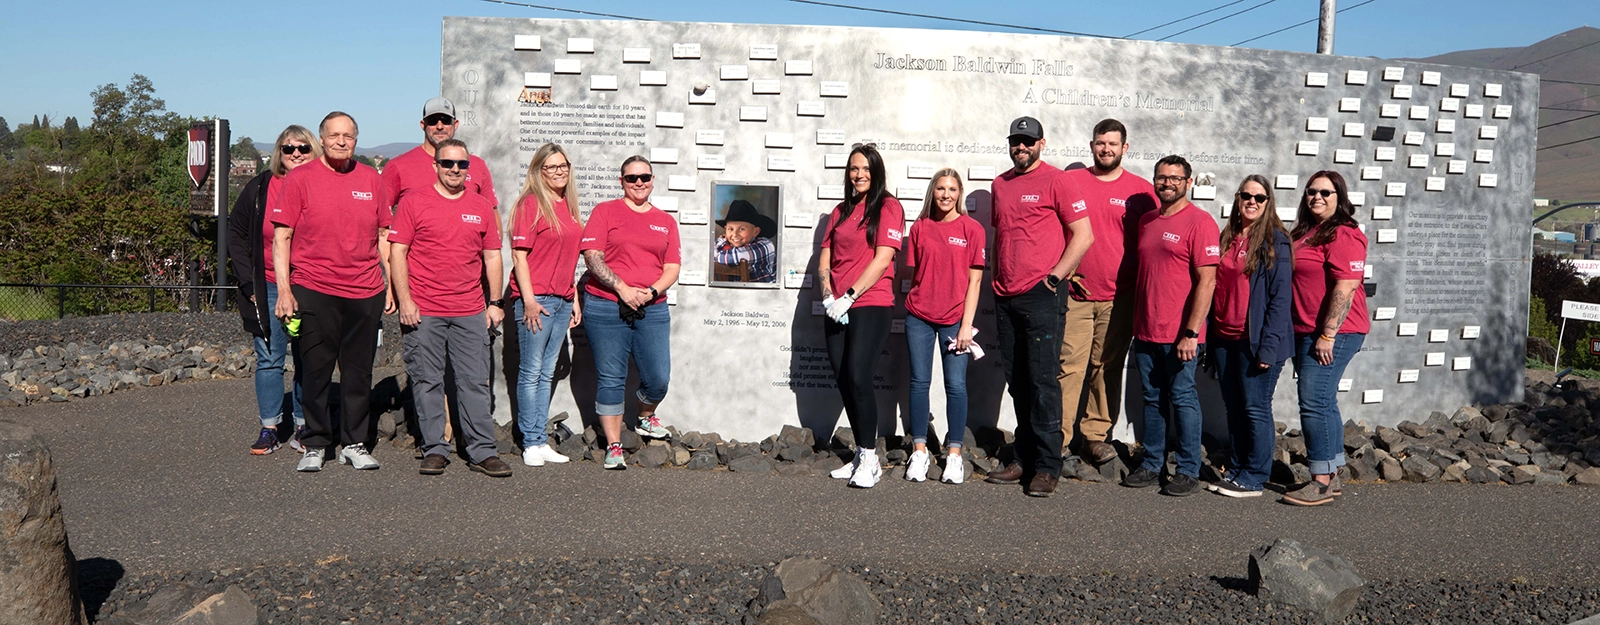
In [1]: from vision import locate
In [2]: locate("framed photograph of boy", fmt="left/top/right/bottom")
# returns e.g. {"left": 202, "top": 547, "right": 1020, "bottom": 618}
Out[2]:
{"left": 709, "top": 181, "right": 781, "bottom": 288}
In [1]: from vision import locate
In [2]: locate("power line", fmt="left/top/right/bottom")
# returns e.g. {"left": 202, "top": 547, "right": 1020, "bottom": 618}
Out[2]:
{"left": 1158, "top": 0, "right": 1278, "bottom": 42}
{"left": 1540, "top": 112, "right": 1600, "bottom": 130}
{"left": 1543, "top": 106, "right": 1600, "bottom": 113}
{"left": 787, "top": 0, "right": 1116, "bottom": 38}
{"left": 1546, "top": 93, "right": 1600, "bottom": 109}
{"left": 1124, "top": 0, "right": 1251, "bottom": 38}
{"left": 1231, "top": 0, "right": 1378, "bottom": 47}
{"left": 1544, "top": 78, "right": 1600, "bottom": 87}
{"left": 475, "top": 0, "right": 647, "bottom": 20}
{"left": 1512, "top": 38, "right": 1600, "bottom": 70}
{"left": 1539, "top": 134, "right": 1600, "bottom": 150}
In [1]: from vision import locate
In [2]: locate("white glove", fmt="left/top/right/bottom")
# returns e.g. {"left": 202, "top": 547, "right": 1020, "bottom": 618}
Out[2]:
{"left": 825, "top": 293, "right": 854, "bottom": 324}
{"left": 947, "top": 328, "right": 985, "bottom": 360}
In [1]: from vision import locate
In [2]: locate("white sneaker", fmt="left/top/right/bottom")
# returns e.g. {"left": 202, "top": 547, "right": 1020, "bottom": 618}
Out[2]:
{"left": 830, "top": 454, "right": 860, "bottom": 479}
{"left": 296, "top": 447, "right": 324, "bottom": 472}
{"left": 523, "top": 444, "right": 570, "bottom": 466}
{"left": 849, "top": 450, "right": 881, "bottom": 488}
{"left": 535, "top": 443, "right": 570, "bottom": 464}
{"left": 905, "top": 450, "right": 930, "bottom": 482}
{"left": 941, "top": 454, "right": 965, "bottom": 484}
{"left": 338, "top": 444, "right": 380, "bottom": 470}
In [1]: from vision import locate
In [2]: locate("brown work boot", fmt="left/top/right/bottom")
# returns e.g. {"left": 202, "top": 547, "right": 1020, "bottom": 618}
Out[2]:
{"left": 1083, "top": 440, "right": 1118, "bottom": 465}
{"left": 985, "top": 462, "right": 1024, "bottom": 484}
{"left": 469, "top": 456, "right": 513, "bottom": 478}
{"left": 1026, "top": 472, "right": 1059, "bottom": 498}
{"left": 419, "top": 454, "right": 448, "bottom": 475}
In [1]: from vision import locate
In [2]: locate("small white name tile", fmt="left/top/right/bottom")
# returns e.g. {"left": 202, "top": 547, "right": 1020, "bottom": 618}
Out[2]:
{"left": 590, "top": 75, "right": 618, "bottom": 91}
{"left": 566, "top": 37, "right": 594, "bottom": 53}
{"left": 1409, "top": 105, "right": 1430, "bottom": 120}
{"left": 1383, "top": 66, "right": 1405, "bottom": 81}
{"left": 1307, "top": 117, "right": 1330, "bottom": 132}
{"left": 1453, "top": 356, "right": 1473, "bottom": 371}
{"left": 649, "top": 147, "right": 679, "bottom": 164}
{"left": 1436, "top": 119, "right": 1456, "bottom": 133}
{"left": 1277, "top": 206, "right": 1298, "bottom": 222}
{"left": 696, "top": 130, "right": 724, "bottom": 146}
{"left": 513, "top": 35, "right": 542, "bottom": 50}
{"left": 797, "top": 101, "right": 825, "bottom": 117}
{"left": 688, "top": 87, "right": 717, "bottom": 105}
{"left": 1274, "top": 174, "right": 1298, "bottom": 189}
{"left": 1361, "top": 165, "right": 1384, "bottom": 179}
{"left": 639, "top": 70, "right": 667, "bottom": 86}
{"left": 1425, "top": 352, "right": 1446, "bottom": 366}
{"left": 1462, "top": 325, "right": 1480, "bottom": 339}
{"left": 720, "top": 65, "right": 749, "bottom": 80}
{"left": 1393, "top": 84, "right": 1414, "bottom": 99}
{"left": 1306, "top": 72, "right": 1329, "bottom": 87}
{"left": 1450, "top": 83, "right": 1470, "bottom": 97}
{"left": 891, "top": 319, "right": 906, "bottom": 334}
{"left": 765, "top": 132, "right": 794, "bottom": 148}
{"left": 1348, "top": 191, "right": 1367, "bottom": 206}
{"left": 1440, "top": 97, "right": 1460, "bottom": 112}
{"left": 767, "top": 155, "right": 796, "bottom": 172}
{"left": 1403, "top": 131, "right": 1426, "bottom": 146}
{"left": 1409, "top": 153, "right": 1430, "bottom": 168}
{"left": 1474, "top": 149, "right": 1493, "bottom": 163}
{"left": 553, "top": 59, "right": 581, "bottom": 74}
{"left": 1435, "top": 142, "right": 1456, "bottom": 157}
{"left": 907, "top": 165, "right": 937, "bottom": 179}
{"left": 1485, "top": 83, "right": 1502, "bottom": 98}
{"left": 1339, "top": 97, "right": 1362, "bottom": 113}
{"left": 653, "top": 196, "right": 679, "bottom": 212}
{"left": 1364, "top": 264, "right": 1374, "bottom": 280}
{"left": 1339, "top": 378, "right": 1354, "bottom": 392}
{"left": 1377, "top": 228, "right": 1398, "bottom": 243}
{"left": 1375, "top": 306, "right": 1397, "bottom": 320}
{"left": 1448, "top": 160, "right": 1467, "bottom": 174}
{"left": 1398, "top": 322, "right": 1419, "bottom": 336}
{"left": 899, "top": 279, "right": 912, "bottom": 293}
{"left": 1480, "top": 125, "right": 1499, "bottom": 140}
{"left": 697, "top": 154, "right": 725, "bottom": 170}
{"left": 1494, "top": 104, "right": 1512, "bottom": 118}
{"left": 1426, "top": 177, "right": 1445, "bottom": 192}
{"left": 1385, "top": 182, "right": 1407, "bottom": 196}
{"left": 811, "top": 301, "right": 826, "bottom": 316}
{"left": 1334, "top": 149, "right": 1357, "bottom": 164}
{"left": 784, "top": 211, "right": 813, "bottom": 228}
{"left": 739, "top": 106, "right": 768, "bottom": 121}
{"left": 1372, "top": 205, "right": 1393, "bottom": 220}
{"left": 666, "top": 290, "right": 678, "bottom": 306}
{"left": 820, "top": 81, "right": 849, "bottom": 97}
{"left": 672, "top": 43, "right": 701, "bottom": 59}
{"left": 679, "top": 209, "right": 709, "bottom": 225}
{"left": 785, "top": 59, "right": 813, "bottom": 75}
{"left": 1421, "top": 71, "right": 1442, "bottom": 86}
{"left": 1297, "top": 141, "right": 1320, "bottom": 156}
{"left": 750, "top": 44, "right": 779, "bottom": 60}
{"left": 623, "top": 47, "right": 651, "bottom": 63}
{"left": 823, "top": 153, "right": 848, "bottom": 168}
{"left": 816, "top": 129, "right": 846, "bottom": 145}
{"left": 1465, "top": 103, "right": 1484, "bottom": 118}
{"left": 783, "top": 272, "right": 811, "bottom": 289}
{"left": 1380, "top": 103, "right": 1402, "bottom": 118}
{"left": 752, "top": 79, "right": 781, "bottom": 95}
{"left": 1343, "top": 122, "right": 1365, "bottom": 137}
{"left": 1399, "top": 369, "right": 1420, "bottom": 383}
{"left": 1193, "top": 185, "right": 1217, "bottom": 201}
{"left": 667, "top": 175, "right": 696, "bottom": 192}
{"left": 524, "top": 72, "right": 552, "bottom": 87}
{"left": 968, "top": 165, "right": 997, "bottom": 180}
{"left": 655, "top": 111, "right": 684, "bottom": 128}
{"left": 677, "top": 269, "right": 707, "bottom": 285}
{"left": 1347, "top": 70, "right": 1369, "bottom": 85}
{"left": 1363, "top": 389, "right": 1385, "bottom": 404}
{"left": 1479, "top": 173, "right": 1499, "bottom": 188}
{"left": 897, "top": 186, "right": 924, "bottom": 201}
{"left": 1375, "top": 147, "right": 1397, "bottom": 161}
{"left": 818, "top": 184, "right": 845, "bottom": 200}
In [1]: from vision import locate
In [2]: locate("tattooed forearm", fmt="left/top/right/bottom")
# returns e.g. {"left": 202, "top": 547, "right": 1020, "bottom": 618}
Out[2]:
{"left": 582, "top": 250, "right": 625, "bottom": 291}
{"left": 1320, "top": 289, "right": 1352, "bottom": 336}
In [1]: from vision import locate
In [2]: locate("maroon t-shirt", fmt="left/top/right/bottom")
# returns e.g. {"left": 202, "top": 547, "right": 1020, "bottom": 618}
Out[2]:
{"left": 1062, "top": 168, "right": 1158, "bottom": 301}
{"left": 387, "top": 187, "right": 501, "bottom": 317}
{"left": 1211, "top": 235, "right": 1251, "bottom": 340}
{"left": 1134, "top": 204, "right": 1221, "bottom": 343}
{"left": 990, "top": 162, "right": 1089, "bottom": 297}
{"left": 821, "top": 197, "right": 905, "bottom": 308}
{"left": 1292, "top": 225, "right": 1370, "bottom": 335}
{"left": 270, "top": 160, "right": 392, "bottom": 299}
{"left": 579, "top": 199, "right": 681, "bottom": 304}
{"left": 905, "top": 215, "right": 986, "bottom": 325}
{"left": 508, "top": 197, "right": 582, "bottom": 300}
{"left": 381, "top": 146, "right": 497, "bottom": 208}
{"left": 263, "top": 176, "right": 283, "bottom": 282}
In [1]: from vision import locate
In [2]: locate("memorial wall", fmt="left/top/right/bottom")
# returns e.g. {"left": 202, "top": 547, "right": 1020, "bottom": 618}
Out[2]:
{"left": 442, "top": 17, "right": 1537, "bottom": 443}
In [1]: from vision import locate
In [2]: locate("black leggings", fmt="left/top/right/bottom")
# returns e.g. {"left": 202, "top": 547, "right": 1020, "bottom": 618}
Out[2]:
{"left": 292, "top": 285, "right": 384, "bottom": 450}
{"left": 824, "top": 306, "right": 892, "bottom": 449}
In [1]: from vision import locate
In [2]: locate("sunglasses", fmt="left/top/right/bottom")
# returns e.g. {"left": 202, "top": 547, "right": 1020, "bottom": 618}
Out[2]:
{"left": 1237, "top": 192, "right": 1270, "bottom": 204}
{"left": 280, "top": 144, "right": 312, "bottom": 155}
{"left": 623, "top": 173, "right": 653, "bottom": 183}
{"left": 436, "top": 159, "right": 470, "bottom": 170}
{"left": 1008, "top": 136, "right": 1040, "bottom": 147}
{"left": 423, "top": 114, "right": 456, "bottom": 126}
{"left": 1305, "top": 188, "right": 1336, "bottom": 198}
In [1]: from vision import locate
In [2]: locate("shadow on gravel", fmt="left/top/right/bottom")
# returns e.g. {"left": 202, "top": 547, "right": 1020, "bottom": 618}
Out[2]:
{"left": 78, "top": 557, "right": 125, "bottom": 621}
{"left": 1210, "top": 575, "right": 1253, "bottom": 594}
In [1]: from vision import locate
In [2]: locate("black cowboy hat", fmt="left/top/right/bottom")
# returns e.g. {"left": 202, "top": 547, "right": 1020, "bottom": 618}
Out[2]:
{"left": 716, "top": 199, "right": 777, "bottom": 239}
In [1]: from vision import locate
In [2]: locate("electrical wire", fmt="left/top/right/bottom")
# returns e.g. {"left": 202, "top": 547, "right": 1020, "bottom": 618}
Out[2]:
{"left": 1230, "top": 0, "right": 1378, "bottom": 47}
{"left": 1512, "top": 38, "right": 1600, "bottom": 70}
{"left": 1158, "top": 0, "right": 1278, "bottom": 42}
{"left": 475, "top": 0, "right": 646, "bottom": 20}
{"left": 1539, "top": 134, "right": 1600, "bottom": 150}
{"left": 1543, "top": 78, "right": 1600, "bottom": 87}
{"left": 1540, "top": 112, "right": 1600, "bottom": 130}
{"left": 787, "top": 0, "right": 1115, "bottom": 38}
{"left": 1124, "top": 0, "right": 1251, "bottom": 38}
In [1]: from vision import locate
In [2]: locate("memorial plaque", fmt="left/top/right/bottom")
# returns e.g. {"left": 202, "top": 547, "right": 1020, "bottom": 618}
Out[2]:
{"left": 1306, "top": 72, "right": 1328, "bottom": 87}
{"left": 1426, "top": 352, "right": 1446, "bottom": 366}
{"left": 1346, "top": 70, "right": 1369, "bottom": 85}
{"left": 1450, "top": 83, "right": 1469, "bottom": 97}
{"left": 1307, "top": 116, "right": 1329, "bottom": 132}
{"left": 1376, "top": 146, "right": 1397, "bottom": 162}
{"left": 514, "top": 35, "right": 542, "bottom": 50}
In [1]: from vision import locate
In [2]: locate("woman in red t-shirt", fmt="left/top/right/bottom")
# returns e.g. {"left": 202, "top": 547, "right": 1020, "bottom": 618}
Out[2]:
{"left": 579, "top": 156, "right": 681, "bottom": 470}
{"left": 1284, "top": 170, "right": 1369, "bottom": 506}
{"left": 1206, "top": 174, "right": 1292, "bottom": 498}
{"left": 508, "top": 143, "right": 584, "bottom": 467}
{"left": 902, "top": 168, "right": 985, "bottom": 485}
{"left": 821, "top": 144, "right": 904, "bottom": 489}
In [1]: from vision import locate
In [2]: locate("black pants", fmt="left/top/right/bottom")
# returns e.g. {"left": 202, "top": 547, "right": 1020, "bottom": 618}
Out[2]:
{"left": 995, "top": 280, "right": 1067, "bottom": 477}
{"left": 824, "top": 306, "right": 892, "bottom": 449}
{"left": 293, "top": 285, "right": 384, "bottom": 450}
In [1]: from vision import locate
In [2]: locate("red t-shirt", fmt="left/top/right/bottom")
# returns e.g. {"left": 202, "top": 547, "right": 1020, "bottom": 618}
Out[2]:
{"left": 990, "top": 162, "right": 1090, "bottom": 297}
{"left": 270, "top": 160, "right": 392, "bottom": 299}
{"left": 1211, "top": 235, "right": 1251, "bottom": 340}
{"left": 1292, "top": 225, "right": 1370, "bottom": 335}
{"left": 579, "top": 199, "right": 681, "bottom": 304}
{"left": 1134, "top": 204, "right": 1221, "bottom": 343}
{"left": 382, "top": 146, "right": 498, "bottom": 209}
{"left": 821, "top": 197, "right": 905, "bottom": 308}
{"left": 509, "top": 197, "right": 582, "bottom": 300}
{"left": 262, "top": 176, "right": 283, "bottom": 283}
{"left": 1063, "top": 168, "right": 1158, "bottom": 301}
{"left": 387, "top": 188, "right": 501, "bottom": 317}
{"left": 905, "top": 215, "right": 986, "bottom": 325}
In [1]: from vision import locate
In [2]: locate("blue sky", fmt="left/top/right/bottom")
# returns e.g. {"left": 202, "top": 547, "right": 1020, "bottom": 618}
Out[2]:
{"left": 5, "top": 0, "right": 1597, "bottom": 146}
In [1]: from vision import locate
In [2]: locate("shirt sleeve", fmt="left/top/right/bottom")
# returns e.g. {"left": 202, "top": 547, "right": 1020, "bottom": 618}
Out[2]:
{"left": 473, "top": 156, "right": 498, "bottom": 207}
{"left": 386, "top": 198, "right": 416, "bottom": 246}
{"left": 1191, "top": 213, "right": 1222, "bottom": 268}
{"left": 270, "top": 174, "right": 306, "bottom": 228}
{"left": 578, "top": 204, "right": 609, "bottom": 253}
{"left": 1326, "top": 226, "right": 1367, "bottom": 279}
{"left": 663, "top": 215, "right": 682, "bottom": 265}
{"left": 877, "top": 198, "right": 905, "bottom": 250}
{"left": 373, "top": 170, "right": 394, "bottom": 229}
{"left": 1053, "top": 175, "right": 1090, "bottom": 225}
{"left": 380, "top": 162, "right": 403, "bottom": 211}
{"left": 968, "top": 220, "right": 988, "bottom": 268}
{"left": 481, "top": 202, "right": 502, "bottom": 251}
{"left": 510, "top": 199, "right": 536, "bottom": 251}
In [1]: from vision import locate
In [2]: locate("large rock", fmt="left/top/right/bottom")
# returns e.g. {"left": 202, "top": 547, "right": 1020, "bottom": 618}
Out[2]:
{"left": 729, "top": 455, "right": 775, "bottom": 474}
{"left": 170, "top": 585, "right": 258, "bottom": 625}
{"left": 757, "top": 558, "right": 880, "bottom": 625}
{"left": 0, "top": 421, "right": 88, "bottom": 625}
{"left": 1401, "top": 455, "right": 1443, "bottom": 482}
{"left": 1249, "top": 538, "right": 1364, "bottom": 623}
{"left": 1572, "top": 467, "right": 1600, "bottom": 486}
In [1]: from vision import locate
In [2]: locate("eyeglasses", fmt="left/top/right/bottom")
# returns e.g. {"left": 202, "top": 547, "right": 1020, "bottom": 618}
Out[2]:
{"left": 1237, "top": 192, "right": 1269, "bottom": 204}
{"left": 1008, "top": 136, "right": 1040, "bottom": 147}
{"left": 280, "top": 144, "right": 312, "bottom": 155}
{"left": 1154, "top": 175, "right": 1189, "bottom": 185}
{"left": 423, "top": 114, "right": 455, "bottom": 126}
{"left": 623, "top": 173, "right": 653, "bottom": 183}
{"left": 1305, "top": 188, "right": 1336, "bottom": 198}
{"left": 436, "top": 159, "right": 470, "bottom": 170}
{"left": 542, "top": 162, "right": 571, "bottom": 173}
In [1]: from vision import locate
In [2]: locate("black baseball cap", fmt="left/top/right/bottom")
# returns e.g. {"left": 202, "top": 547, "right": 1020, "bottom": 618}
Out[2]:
{"left": 1008, "top": 116, "right": 1044, "bottom": 140}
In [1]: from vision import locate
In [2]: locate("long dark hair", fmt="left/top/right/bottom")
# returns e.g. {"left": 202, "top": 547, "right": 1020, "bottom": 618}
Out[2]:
{"left": 835, "top": 144, "right": 892, "bottom": 246}
{"left": 1289, "top": 170, "right": 1358, "bottom": 247}
{"left": 1219, "top": 174, "right": 1288, "bottom": 275}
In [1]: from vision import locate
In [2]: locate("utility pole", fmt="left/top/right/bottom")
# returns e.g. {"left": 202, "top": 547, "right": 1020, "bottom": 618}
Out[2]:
{"left": 1317, "top": 0, "right": 1337, "bottom": 54}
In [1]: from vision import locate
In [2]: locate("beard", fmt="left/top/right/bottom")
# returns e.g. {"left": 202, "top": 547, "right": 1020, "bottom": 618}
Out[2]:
{"left": 1094, "top": 152, "right": 1122, "bottom": 171}
{"left": 1010, "top": 148, "right": 1038, "bottom": 170}
{"left": 1156, "top": 187, "right": 1184, "bottom": 204}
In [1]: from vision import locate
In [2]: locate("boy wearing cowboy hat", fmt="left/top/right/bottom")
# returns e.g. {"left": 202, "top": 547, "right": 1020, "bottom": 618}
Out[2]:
{"left": 714, "top": 199, "right": 778, "bottom": 283}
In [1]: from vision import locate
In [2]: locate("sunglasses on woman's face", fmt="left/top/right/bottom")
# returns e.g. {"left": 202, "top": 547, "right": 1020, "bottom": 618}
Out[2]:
{"left": 623, "top": 173, "right": 653, "bottom": 183}
{"left": 1237, "top": 192, "right": 1269, "bottom": 204}
{"left": 280, "top": 144, "right": 312, "bottom": 155}
{"left": 436, "top": 159, "right": 470, "bottom": 170}
{"left": 1305, "top": 188, "right": 1336, "bottom": 198}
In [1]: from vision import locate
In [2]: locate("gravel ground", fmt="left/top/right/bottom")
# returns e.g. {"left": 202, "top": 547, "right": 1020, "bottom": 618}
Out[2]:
{"left": 0, "top": 312, "right": 403, "bottom": 364}
{"left": 85, "top": 558, "right": 1600, "bottom": 625}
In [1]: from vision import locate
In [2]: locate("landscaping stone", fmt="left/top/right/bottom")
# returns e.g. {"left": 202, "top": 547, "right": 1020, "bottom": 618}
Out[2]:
{"left": 1401, "top": 455, "right": 1443, "bottom": 482}
{"left": 729, "top": 455, "right": 775, "bottom": 474}
{"left": 169, "top": 585, "right": 257, "bottom": 625}
{"left": 1249, "top": 538, "right": 1364, "bottom": 624}
{"left": 757, "top": 557, "right": 880, "bottom": 625}
{"left": 0, "top": 421, "right": 87, "bottom": 625}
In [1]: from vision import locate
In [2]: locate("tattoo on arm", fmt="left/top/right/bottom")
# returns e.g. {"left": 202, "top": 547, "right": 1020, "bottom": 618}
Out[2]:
{"left": 582, "top": 250, "right": 625, "bottom": 291}
{"left": 1321, "top": 289, "right": 1352, "bottom": 336}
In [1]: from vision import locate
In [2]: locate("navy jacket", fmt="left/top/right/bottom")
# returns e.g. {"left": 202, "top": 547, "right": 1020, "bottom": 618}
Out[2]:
{"left": 1213, "top": 230, "right": 1294, "bottom": 365}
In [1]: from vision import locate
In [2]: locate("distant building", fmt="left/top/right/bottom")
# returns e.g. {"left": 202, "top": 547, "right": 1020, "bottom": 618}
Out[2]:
{"left": 1535, "top": 198, "right": 1552, "bottom": 207}
{"left": 230, "top": 158, "right": 257, "bottom": 179}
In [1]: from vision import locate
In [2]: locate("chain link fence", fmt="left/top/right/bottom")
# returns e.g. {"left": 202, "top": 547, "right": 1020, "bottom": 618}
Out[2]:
{"left": 0, "top": 283, "right": 234, "bottom": 321}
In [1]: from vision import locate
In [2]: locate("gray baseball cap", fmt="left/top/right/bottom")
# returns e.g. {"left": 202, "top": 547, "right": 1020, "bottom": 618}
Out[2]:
{"left": 1008, "top": 116, "right": 1044, "bottom": 140}
{"left": 422, "top": 97, "right": 456, "bottom": 119}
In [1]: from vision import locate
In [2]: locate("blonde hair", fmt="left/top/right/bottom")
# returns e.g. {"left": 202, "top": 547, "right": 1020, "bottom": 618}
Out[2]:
{"left": 512, "top": 143, "right": 582, "bottom": 235}
{"left": 269, "top": 125, "right": 321, "bottom": 177}
{"left": 916, "top": 169, "right": 966, "bottom": 221}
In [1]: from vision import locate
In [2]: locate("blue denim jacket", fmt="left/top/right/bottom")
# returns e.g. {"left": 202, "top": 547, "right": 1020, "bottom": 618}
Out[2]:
{"left": 1245, "top": 230, "right": 1295, "bottom": 365}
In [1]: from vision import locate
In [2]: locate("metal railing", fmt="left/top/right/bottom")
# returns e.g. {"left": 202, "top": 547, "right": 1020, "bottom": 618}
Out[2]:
{"left": 0, "top": 283, "right": 234, "bottom": 321}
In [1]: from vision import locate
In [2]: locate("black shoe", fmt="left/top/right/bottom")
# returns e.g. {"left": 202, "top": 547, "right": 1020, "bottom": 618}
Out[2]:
{"left": 469, "top": 456, "right": 513, "bottom": 478}
{"left": 1121, "top": 467, "right": 1160, "bottom": 489}
{"left": 1160, "top": 473, "right": 1201, "bottom": 497}
{"left": 419, "top": 454, "right": 449, "bottom": 475}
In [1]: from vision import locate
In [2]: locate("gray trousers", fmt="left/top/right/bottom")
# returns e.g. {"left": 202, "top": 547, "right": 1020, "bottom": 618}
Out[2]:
{"left": 403, "top": 313, "right": 497, "bottom": 463}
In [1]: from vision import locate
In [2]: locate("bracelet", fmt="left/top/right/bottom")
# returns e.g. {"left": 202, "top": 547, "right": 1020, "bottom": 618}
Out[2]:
{"left": 1318, "top": 333, "right": 1337, "bottom": 343}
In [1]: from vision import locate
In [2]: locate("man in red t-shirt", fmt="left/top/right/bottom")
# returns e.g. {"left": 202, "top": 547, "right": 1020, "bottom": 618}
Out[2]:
{"left": 270, "top": 111, "right": 394, "bottom": 473}
{"left": 984, "top": 116, "right": 1095, "bottom": 498}
{"left": 382, "top": 97, "right": 499, "bottom": 209}
{"left": 388, "top": 139, "right": 511, "bottom": 478}
{"left": 1121, "top": 155, "right": 1219, "bottom": 497}
{"left": 1059, "top": 119, "right": 1159, "bottom": 465}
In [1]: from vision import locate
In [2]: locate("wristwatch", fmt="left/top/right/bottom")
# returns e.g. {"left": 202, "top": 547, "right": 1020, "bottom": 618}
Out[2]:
{"left": 1045, "top": 274, "right": 1062, "bottom": 289}
{"left": 488, "top": 299, "right": 505, "bottom": 309}
{"left": 649, "top": 286, "right": 660, "bottom": 299}
{"left": 1180, "top": 328, "right": 1199, "bottom": 339}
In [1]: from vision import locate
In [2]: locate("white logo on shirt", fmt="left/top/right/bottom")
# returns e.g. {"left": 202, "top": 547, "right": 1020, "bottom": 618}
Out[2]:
{"left": 1020, "top": 194, "right": 1041, "bottom": 203}
{"left": 1204, "top": 245, "right": 1220, "bottom": 257}
{"left": 1110, "top": 198, "right": 1127, "bottom": 207}
{"left": 1071, "top": 200, "right": 1087, "bottom": 213}
{"left": 1163, "top": 232, "right": 1181, "bottom": 244}
{"left": 947, "top": 236, "right": 968, "bottom": 247}
{"left": 650, "top": 224, "right": 670, "bottom": 234}
{"left": 351, "top": 191, "right": 373, "bottom": 201}
{"left": 1349, "top": 260, "right": 1366, "bottom": 272}
{"left": 582, "top": 236, "right": 597, "bottom": 243}
{"left": 462, "top": 214, "right": 482, "bottom": 224}
{"left": 887, "top": 228, "right": 904, "bottom": 242}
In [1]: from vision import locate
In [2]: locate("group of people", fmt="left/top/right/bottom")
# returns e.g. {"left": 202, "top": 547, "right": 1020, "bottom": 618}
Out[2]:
{"left": 227, "top": 97, "right": 1368, "bottom": 507}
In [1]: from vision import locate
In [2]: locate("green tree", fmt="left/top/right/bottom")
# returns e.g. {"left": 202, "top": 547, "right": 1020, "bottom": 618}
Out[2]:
{"left": 231, "top": 135, "right": 260, "bottom": 166}
{"left": 0, "top": 116, "right": 11, "bottom": 153}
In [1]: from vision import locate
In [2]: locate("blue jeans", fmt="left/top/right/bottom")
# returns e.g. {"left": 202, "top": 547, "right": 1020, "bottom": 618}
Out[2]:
{"left": 1293, "top": 333, "right": 1364, "bottom": 475}
{"left": 905, "top": 314, "right": 968, "bottom": 447}
{"left": 1210, "top": 337, "right": 1282, "bottom": 490}
{"left": 1133, "top": 339, "right": 1203, "bottom": 477}
{"left": 514, "top": 296, "right": 573, "bottom": 447}
{"left": 254, "top": 287, "right": 303, "bottom": 428}
{"left": 582, "top": 293, "right": 670, "bottom": 416}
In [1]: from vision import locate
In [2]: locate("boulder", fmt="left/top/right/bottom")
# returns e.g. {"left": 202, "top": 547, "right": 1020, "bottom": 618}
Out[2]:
{"left": 634, "top": 443, "right": 671, "bottom": 468}
{"left": 1346, "top": 454, "right": 1380, "bottom": 483}
{"left": 170, "top": 585, "right": 258, "bottom": 625}
{"left": 1572, "top": 467, "right": 1600, "bottom": 486}
{"left": 1401, "top": 455, "right": 1443, "bottom": 482}
{"left": 1526, "top": 336, "right": 1556, "bottom": 365}
{"left": 758, "top": 558, "right": 880, "bottom": 625}
{"left": 729, "top": 455, "right": 775, "bottom": 474}
{"left": 0, "top": 421, "right": 88, "bottom": 625}
{"left": 1465, "top": 466, "right": 1498, "bottom": 484}
{"left": 620, "top": 429, "right": 645, "bottom": 452}
{"left": 1396, "top": 420, "right": 1429, "bottom": 438}
{"left": 1249, "top": 538, "right": 1364, "bottom": 623}
{"left": 1378, "top": 457, "right": 1403, "bottom": 483}
{"left": 687, "top": 451, "right": 719, "bottom": 471}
